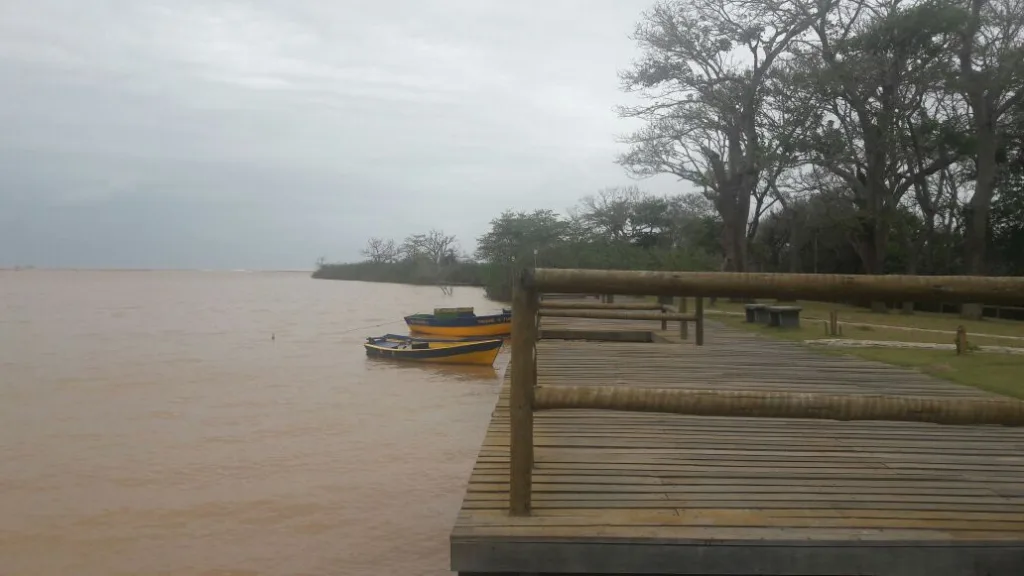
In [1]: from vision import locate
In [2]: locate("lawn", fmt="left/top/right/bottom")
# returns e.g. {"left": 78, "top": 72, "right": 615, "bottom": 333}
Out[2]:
{"left": 713, "top": 310, "right": 1022, "bottom": 348}
{"left": 835, "top": 348, "right": 1024, "bottom": 400}
{"left": 693, "top": 297, "right": 1024, "bottom": 340}
{"left": 688, "top": 298, "right": 1024, "bottom": 400}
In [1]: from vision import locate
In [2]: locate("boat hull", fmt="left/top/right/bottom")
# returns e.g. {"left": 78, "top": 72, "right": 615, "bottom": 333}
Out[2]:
{"left": 382, "top": 333, "right": 502, "bottom": 343}
{"left": 405, "top": 322, "right": 511, "bottom": 337}
{"left": 403, "top": 311, "right": 512, "bottom": 337}
{"left": 363, "top": 337, "right": 503, "bottom": 366}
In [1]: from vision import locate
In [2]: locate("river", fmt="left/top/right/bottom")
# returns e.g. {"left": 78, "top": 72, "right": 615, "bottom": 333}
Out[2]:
{"left": 0, "top": 270, "right": 505, "bottom": 575}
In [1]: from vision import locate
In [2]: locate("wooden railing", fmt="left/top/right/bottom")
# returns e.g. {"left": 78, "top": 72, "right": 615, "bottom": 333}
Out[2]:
{"left": 508, "top": 268, "right": 1024, "bottom": 515}
{"left": 539, "top": 297, "right": 705, "bottom": 344}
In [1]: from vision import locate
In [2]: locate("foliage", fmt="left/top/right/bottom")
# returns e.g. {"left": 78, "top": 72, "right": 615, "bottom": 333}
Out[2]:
{"left": 315, "top": 228, "right": 478, "bottom": 286}
{"left": 617, "top": 0, "right": 814, "bottom": 272}
{"left": 311, "top": 259, "right": 485, "bottom": 286}
{"left": 315, "top": 189, "right": 721, "bottom": 300}
{"left": 360, "top": 237, "right": 400, "bottom": 263}
{"left": 473, "top": 192, "right": 720, "bottom": 300}
{"left": 316, "top": 0, "right": 1024, "bottom": 318}
{"left": 990, "top": 154, "right": 1024, "bottom": 274}
{"left": 401, "top": 229, "right": 459, "bottom": 265}
{"left": 613, "top": 0, "right": 1024, "bottom": 313}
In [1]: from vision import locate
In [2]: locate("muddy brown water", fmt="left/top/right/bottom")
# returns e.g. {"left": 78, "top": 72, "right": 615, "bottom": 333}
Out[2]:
{"left": 0, "top": 270, "right": 505, "bottom": 575}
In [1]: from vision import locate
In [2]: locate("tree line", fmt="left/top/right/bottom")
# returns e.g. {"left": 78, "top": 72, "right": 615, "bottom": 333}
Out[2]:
{"left": 615, "top": 0, "right": 1024, "bottom": 316}
{"left": 316, "top": 0, "right": 1024, "bottom": 313}
{"left": 312, "top": 229, "right": 485, "bottom": 287}
{"left": 315, "top": 187, "right": 723, "bottom": 299}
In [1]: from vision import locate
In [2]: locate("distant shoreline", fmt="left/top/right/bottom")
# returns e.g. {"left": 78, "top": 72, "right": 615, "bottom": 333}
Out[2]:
{"left": 313, "top": 276, "right": 485, "bottom": 288}
{"left": 312, "top": 260, "right": 487, "bottom": 289}
{"left": 0, "top": 267, "right": 316, "bottom": 273}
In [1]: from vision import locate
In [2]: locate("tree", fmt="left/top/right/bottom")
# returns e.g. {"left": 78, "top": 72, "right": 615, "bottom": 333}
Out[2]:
{"left": 991, "top": 174, "right": 1024, "bottom": 274}
{"left": 990, "top": 104, "right": 1024, "bottom": 275}
{"left": 662, "top": 192, "right": 723, "bottom": 255}
{"left": 475, "top": 209, "right": 570, "bottom": 300}
{"left": 574, "top": 187, "right": 677, "bottom": 248}
{"left": 360, "top": 237, "right": 399, "bottom": 263}
{"left": 476, "top": 210, "right": 568, "bottom": 267}
{"left": 576, "top": 187, "right": 641, "bottom": 243}
{"left": 402, "top": 229, "right": 458, "bottom": 265}
{"left": 949, "top": 0, "right": 1024, "bottom": 316}
{"left": 617, "top": 0, "right": 816, "bottom": 272}
{"left": 788, "top": 0, "right": 965, "bottom": 285}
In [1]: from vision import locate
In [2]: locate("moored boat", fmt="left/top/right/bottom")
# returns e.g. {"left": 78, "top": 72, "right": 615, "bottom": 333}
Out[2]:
{"left": 380, "top": 333, "right": 502, "bottom": 343}
{"left": 363, "top": 334, "right": 503, "bottom": 366}
{"left": 403, "top": 307, "right": 512, "bottom": 337}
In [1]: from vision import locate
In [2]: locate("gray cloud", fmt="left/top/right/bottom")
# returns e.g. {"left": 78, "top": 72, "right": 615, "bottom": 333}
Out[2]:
{"left": 0, "top": 0, "right": 681, "bottom": 269}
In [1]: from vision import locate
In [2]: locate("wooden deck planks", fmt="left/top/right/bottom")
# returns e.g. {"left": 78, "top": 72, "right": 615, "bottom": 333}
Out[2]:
{"left": 451, "top": 312, "right": 1024, "bottom": 575}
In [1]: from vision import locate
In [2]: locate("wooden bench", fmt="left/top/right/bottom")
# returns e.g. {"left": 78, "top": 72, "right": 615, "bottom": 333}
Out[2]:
{"left": 744, "top": 303, "right": 769, "bottom": 324}
{"left": 767, "top": 305, "right": 802, "bottom": 328}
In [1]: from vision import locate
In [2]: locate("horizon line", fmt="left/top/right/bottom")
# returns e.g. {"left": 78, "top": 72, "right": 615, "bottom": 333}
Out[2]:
{"left": 0, "top": 266, "right": 316, "bottom": 273}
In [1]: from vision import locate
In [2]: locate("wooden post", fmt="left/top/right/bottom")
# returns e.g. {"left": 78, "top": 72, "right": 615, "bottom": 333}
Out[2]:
{"left": 955, "top": 325, "right": 968, "bottom": 355}
{"left": 829, "top": 310, "right": 839, "bottom": 337}
{"left": 509, "top": 269, "right": 538, "bottom": 516}
{"left": 695, "top": 296, "right": 705, "bottom": 346}
{"left": 657, "top": 295, "right": 673, "bottom": 330}
{"left": 533, "top": 295, "right": 540, "bottom": 395}
{"left": 679, "top": 296, "right": 689, "bottom": 340}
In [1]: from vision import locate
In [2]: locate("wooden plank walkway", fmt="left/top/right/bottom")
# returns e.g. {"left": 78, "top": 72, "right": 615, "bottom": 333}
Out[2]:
{"left": 451, "top": 314, "right": 1024, "bottom": 575}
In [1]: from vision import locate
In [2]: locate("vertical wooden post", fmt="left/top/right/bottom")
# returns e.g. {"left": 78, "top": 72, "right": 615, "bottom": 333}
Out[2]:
{"left": 679, "top": 296, "right": 689, "bottom": 340}
{"left": 509, "top": 269, "right": 538, "bottom": 516}
{"left": 955, "top": 325, "right": 968, "bottom": 355}
{"left": 657, "top": 295, "right": 672, "bottom": 331}
{"left": 695, "top": 296, "right": 705, "bottom": 346}
{"left": 533, "top": 293, "right": 540, "bottom": 416}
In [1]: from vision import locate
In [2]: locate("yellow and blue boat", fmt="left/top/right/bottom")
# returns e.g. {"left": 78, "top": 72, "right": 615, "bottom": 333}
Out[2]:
{"left": 403, "top": 307, "right": 512, "bottom": 337}
{"left": 364, "top": 334, "right": 503, "bottom": 366}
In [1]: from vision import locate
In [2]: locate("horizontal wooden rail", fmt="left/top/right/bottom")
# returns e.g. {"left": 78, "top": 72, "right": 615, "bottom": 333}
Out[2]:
{"left": 540, "top": 301, "right": 664, "bottom": 310}
{"left": 533, "top": 386, "right": 1024, "bottom": 426}
{"left": 539, "top": 309, "right": 697, "bottom": 322}
{"left": 530, "top": 268, "right": 1024, "bottom": 305}
{"left": 506, "top": 267, "right": 1024, "bottom": 515}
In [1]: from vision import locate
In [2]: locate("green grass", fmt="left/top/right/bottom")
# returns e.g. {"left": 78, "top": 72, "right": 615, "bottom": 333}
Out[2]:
{"left": 838, "top": 348, "right": 1024, "bottom": 400}
{"left": 705, "top": 304, "right": 1024, "bottom": 399}
{"left": 714, "top": 312, "right": 1021, "bottom": 348}
{"left": 695, "top": 298, "right": 1024, "bottom": 340}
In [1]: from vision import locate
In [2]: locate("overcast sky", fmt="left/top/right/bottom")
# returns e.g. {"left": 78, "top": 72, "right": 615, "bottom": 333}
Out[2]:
{"left": 0, "top": 0, "right": 681, "bottom": 269}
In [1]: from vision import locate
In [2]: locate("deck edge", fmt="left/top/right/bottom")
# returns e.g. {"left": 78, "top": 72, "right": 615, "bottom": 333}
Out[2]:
{"left": 451, "top": 537, "right": 1024, "bottom": 575}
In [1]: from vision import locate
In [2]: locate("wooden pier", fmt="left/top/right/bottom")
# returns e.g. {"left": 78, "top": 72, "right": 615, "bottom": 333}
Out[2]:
{"left": 450, "top": 270, "right": 1024, "bottom": 576}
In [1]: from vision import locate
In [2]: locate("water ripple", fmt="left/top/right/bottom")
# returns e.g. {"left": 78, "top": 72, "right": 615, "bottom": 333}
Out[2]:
{"left": 0, "top": 270, "right": 502, "bottom": 576}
